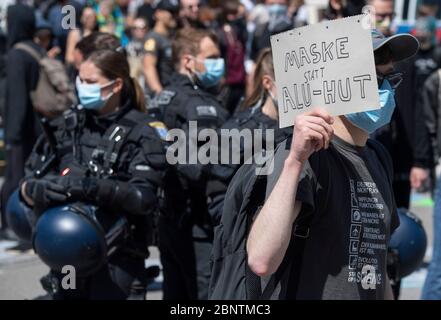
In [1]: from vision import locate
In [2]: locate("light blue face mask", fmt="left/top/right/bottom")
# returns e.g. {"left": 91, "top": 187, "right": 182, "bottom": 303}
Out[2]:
{"left": 76, "top": 76, "right": 115, "bottom": 110}
{"left": 267, "top": 4, "right": 288, "bottom": 16}
{"left": 195, "top": 58, "right": 225, "bottom": 88}
{"left": 345, "top": 80, "right": 396, "bottom": 134}
{"left": 267, "top": 4, "right": 289, "bottom": 32}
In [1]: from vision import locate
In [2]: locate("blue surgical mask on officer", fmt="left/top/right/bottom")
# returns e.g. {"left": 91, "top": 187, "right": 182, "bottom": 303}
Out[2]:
{"left": 195, "top": 58, "right": 225, "bottom": 88}
{"left": 345, "top": 79, "right": 396, "bottom": 134}
{"left": 76, "top": 76, "right": 115, "bottom": 110}
{"left": 267, "top": 4, "right": 288, "bottom": 17}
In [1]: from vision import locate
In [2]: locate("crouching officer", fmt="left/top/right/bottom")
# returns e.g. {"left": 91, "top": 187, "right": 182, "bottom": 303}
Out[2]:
{"left": 18, "top": 49, "right": 167, "bottom": 300}
{"left": 154, "top": 29, "right": 229, "bottom": 300}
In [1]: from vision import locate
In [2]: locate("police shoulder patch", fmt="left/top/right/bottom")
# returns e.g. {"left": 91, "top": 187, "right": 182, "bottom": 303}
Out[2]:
{"left": 156, "top": 90, "right": 176, "bottom": 106}
{"left": 144, "top": 38, "right": 156, "bottom": 52}
{"left": 196, "top": 105, "right": 218, "bottom": 117}
{"left": 148, "top": 121, "right": 169, "bottom": 141}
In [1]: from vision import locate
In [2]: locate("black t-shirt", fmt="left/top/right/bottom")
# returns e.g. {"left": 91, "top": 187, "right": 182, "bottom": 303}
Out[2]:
{"left": 267, "top": 136, "right": 399, "bottom": 300}
{"left": 143, "top": 31, "right": 173, "bottom": 88}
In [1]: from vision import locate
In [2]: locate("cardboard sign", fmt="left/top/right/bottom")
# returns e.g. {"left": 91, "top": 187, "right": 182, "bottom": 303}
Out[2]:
{"left": 270, "top": 15, "right": 380, "bottom": 128}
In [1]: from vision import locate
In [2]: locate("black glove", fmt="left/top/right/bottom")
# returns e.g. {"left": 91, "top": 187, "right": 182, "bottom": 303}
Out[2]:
{"left": 55, "top": 176, "right": 156, "bottom": 215}
{"left": 53, "top": 176, "right": 98, "bottom": 203}
{"left": 64, "top": 177, "right": 124, "bottom": 205}
{"left": 24, "top": 178, "right": 68, "bottom": 210}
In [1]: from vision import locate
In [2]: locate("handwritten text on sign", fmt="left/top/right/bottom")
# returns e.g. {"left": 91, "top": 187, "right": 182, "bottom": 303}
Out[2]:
{"left": 270, "top": 15, "right": 380, "bottom": 128}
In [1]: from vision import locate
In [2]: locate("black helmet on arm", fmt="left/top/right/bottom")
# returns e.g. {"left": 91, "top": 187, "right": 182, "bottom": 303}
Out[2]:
{"left": 32, "top": 203, "right": 128, "bottom": 277}
{"left": 387, "top": 208, "right": 427, "bottom": 281}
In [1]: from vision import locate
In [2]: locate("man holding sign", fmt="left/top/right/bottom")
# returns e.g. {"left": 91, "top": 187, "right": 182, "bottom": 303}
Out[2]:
{"left": 246, "top": 18, "right": 419, "bottom": 299}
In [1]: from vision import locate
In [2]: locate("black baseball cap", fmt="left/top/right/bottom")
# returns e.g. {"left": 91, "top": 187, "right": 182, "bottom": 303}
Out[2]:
{"left": 156, "top": 0, "right": 180, "bottom": 14}
{"left": 371, "top": 29, "right": 420, "bottom": 62}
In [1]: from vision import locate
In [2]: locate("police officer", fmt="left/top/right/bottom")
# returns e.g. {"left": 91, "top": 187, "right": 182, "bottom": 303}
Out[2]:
{"left": 143, "top": 0, "right": 179, "bottom": 95}
{"left": 19, "top": 49, "right": 167, "bottom": 300}
{"left": 206, "top": 48, "right": 291, "bottom": 225}
{"left": 250, "top": 0, "right": 292, "bottom": 62}
{"left": 154, "top": 28, "right": 229, "bottom": 300}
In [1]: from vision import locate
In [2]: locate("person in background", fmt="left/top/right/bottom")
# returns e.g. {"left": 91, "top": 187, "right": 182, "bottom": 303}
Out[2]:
{"left": 0, "top": 0, "right": 15, "bottom": 32}
{"left": 369, "top": 0, "right": 395, "bottom": 36}
{"left": 0, "top": 3, "right": 42, "bottom": 240}
{"left": 136, "top": 0, "right": 156, "bottom": 30}
{"left": 72, "top": 32, "right": 121, "bottom": 72}
{"left": 142, "top": 0, "right": 179, "bottom": 95}
{"left": 126, "top": 17, "right": 149, "bottom": 90}
{"left": 126, "top": 0, "right": 145, "bottom": 28}
{"left": 324, "top": 0, "right": 365, "bottom": 21}
{"left": 250, "top": 0, "right": 292, "bottom": 62}
{"left": 409, "top": 15, "right": 441, "bottom": 195}
{"left": 115, "top": 0, "right": 133, "bottom": 41}
{"left": 116, "top": 0, "right": 131, "bottom": 21}
{"left": 94, "top": 0, "right": 129, "bottom": 46}
{"left": 33, "top": 7, "right": 63, "bottom": 59}
{"left": 417, "top": 0, "right": 439, "bottom": 19}
{"left": 127, "top": 17, "right": 149, "bottom": 58}
{"left": 217, "top": 0, "right": 248, "bottom": 114}
{"left": 368, "top": 0, "right": 423, "bottom": 299}
{"left": 0, "top": 1, "right": 8, "bottom": 160}
{"left": 410, "top": 3, "right": 441, "bottom": 301}
{"left": 289, "top": 0, "right": 308, "bottom": 27}
{"left": 65, "top": 6, "right": 97, "bottom": 69}
{"left": 155, "top": 29, "right": 229, "bottom": 300}
{"left": 34, "top": 25, "right": 61, "bottom": 59}
{"left": 370, "top": 0, "right": 413, "bottom": 209}
{"left": 179, "top": 0, "right": 205, "bottom": 29}
{"left": 410, "top": 62, "right": 441, "bottom": 301}
{"left": 198, "top": 3, "right": 218, "bottom": 30}
{"left": 412, "top": 16, "right": 441, "bottom": 93}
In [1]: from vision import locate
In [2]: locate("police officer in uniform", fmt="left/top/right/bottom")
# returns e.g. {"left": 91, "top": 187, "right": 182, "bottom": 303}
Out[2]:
{"left": 206, "top": 48, "right": 291, "bottom": 225}
{"left": 154, "top": 29, "right": 229, "bottom": 299}
{"left": 143, "top": 0, "right": 179, "bottom": 95}
{"left": 19, "top": 49, "right": 167, "bottom": 300}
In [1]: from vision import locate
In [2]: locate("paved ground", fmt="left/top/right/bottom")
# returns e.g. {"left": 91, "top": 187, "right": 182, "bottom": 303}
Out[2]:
{"left": 0, "top": 191, "right": 436, "bottom": 300}
{"left": 0, "top": 244, "right": 163, "bottom": 300}
{"left": 398, "top": 192, "right": 433, "bottom": 300}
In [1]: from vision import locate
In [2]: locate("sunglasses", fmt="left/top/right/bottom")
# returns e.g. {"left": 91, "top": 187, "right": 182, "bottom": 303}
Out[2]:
{"left": 377, "top": 71, "right": 403, "bottom": 89}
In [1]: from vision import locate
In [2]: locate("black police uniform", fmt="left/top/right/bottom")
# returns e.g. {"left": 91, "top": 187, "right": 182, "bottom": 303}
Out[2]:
{"left": 154, "top": 73, "right": 229, "bottom": 300}
{"left": 206, "top": 100, "right": 292, "bottom": 225}
{"left": 20, "top": 100, "right": 167, "bottom": 299}
{"left": 143, "top": 30, "right": 173, "bottom": 91}
{"left": 250, "top": 19, "right": 292, "bottom": 61}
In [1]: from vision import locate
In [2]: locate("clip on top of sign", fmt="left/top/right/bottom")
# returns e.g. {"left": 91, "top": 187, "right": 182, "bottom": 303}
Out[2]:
{"left": 270, "top": 14, "right": 380, "bottom": 128}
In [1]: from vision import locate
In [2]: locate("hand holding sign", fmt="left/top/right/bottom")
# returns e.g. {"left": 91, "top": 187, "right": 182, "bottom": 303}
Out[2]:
{"left": 271, "top": 15, "right": 379, "bottom": 128}
{"left": 288, "top": 108, "right": 334, "bottom": 165}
